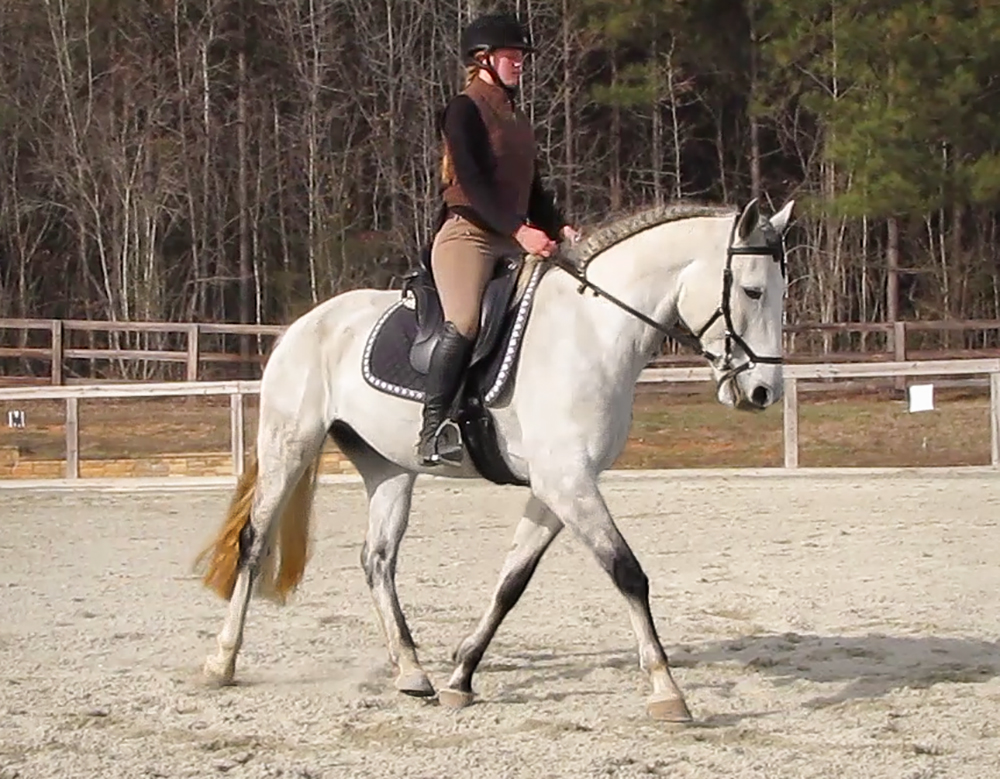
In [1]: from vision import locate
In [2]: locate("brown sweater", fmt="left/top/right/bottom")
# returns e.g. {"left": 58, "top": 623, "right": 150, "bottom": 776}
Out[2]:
{"left": 440, "top": 79, "right": 562, "bottom": 238}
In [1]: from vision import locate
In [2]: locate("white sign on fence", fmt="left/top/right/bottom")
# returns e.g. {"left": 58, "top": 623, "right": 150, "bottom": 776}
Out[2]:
{"left": 6, "top": 410, "right": 25, "bottom": 428}
{"left": 908, "top": 383, "right": 935, "bottom": 413}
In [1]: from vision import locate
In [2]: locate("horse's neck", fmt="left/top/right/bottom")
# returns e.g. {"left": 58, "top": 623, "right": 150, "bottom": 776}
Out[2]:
{"left": 564, "top": 220, "right": 717, "bottom": 382}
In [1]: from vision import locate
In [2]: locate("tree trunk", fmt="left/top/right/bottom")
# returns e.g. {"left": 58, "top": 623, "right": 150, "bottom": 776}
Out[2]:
{"left": 237, "top": 31, "right": 251, "bottom": 371}
{"left": 610, "top": 57, "right": 621, "bottom": 212}
{"left": 665, "top": 38, "right": 683, "bottom": 200}
{"left": 561, "top": 0, "right": 573, "bottom": 219}
{"left": 748, "top": 0, "right": 761, "bottom": 201}
{"left": 887, "top": 215, "right": 900, "bottom": 326}
{"left": 651, "top": 45, "right": 663, "bottom": 207}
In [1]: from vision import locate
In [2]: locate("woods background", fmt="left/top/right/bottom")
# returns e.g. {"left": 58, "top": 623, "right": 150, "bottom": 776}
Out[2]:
{"left": 2, "top": 0, "right": 1000, "bottom": 340}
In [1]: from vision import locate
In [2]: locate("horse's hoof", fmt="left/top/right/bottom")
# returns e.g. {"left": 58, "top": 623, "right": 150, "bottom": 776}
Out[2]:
{"left": 438, "top": 687, "right": 476, "bottom": 709}
{"left": 646, "top": 692, "right": 692, "bottom": 723}
{"left": 202, "top": 656, "right": 236, "bottom": 687}
{"left": 395, "top": 670, "right": 436, "bottom": 698}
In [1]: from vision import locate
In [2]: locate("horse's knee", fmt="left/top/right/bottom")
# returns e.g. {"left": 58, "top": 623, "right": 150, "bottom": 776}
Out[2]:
{"left": 609, "top": 549, "right": 649, "bottom": 602}
{"left": 361, "top": 541, "right": 392, "bottom": 589}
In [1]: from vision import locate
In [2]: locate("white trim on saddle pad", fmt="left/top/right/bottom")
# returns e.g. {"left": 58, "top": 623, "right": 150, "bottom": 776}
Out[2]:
{"left": 362, "top": 261, "right": 545, "bottom": 406}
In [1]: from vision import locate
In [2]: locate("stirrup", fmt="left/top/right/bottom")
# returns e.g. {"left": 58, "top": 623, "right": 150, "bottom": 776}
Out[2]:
{"left": 420, "top": 419, "right": 463, "bottom": 466}
{"left": 433, "top": 419, "right": 463, "bottom": 465}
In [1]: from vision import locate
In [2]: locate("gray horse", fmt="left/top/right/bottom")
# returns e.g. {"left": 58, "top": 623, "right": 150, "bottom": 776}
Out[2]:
{"left": 195, "top": 198, "right": 795, "bottom": 722}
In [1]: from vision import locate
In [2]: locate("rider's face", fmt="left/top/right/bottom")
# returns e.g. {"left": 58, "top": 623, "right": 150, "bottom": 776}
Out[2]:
{"left": 486, "top": 48, "right": 525, "bottom": 87}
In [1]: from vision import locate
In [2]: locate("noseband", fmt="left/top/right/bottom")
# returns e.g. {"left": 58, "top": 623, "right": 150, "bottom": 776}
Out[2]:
{"left": 552, "top": 212, "right": 786, "bottom": 384}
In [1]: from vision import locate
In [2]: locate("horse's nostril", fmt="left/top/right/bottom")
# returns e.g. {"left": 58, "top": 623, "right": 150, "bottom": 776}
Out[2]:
{"left": 751, "top": 386, "right": 769, "bottom": 407}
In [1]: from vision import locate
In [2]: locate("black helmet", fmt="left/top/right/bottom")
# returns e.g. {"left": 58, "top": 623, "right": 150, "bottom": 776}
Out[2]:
{"left": 460, "top": 12, "right": 534, "bottom": 63}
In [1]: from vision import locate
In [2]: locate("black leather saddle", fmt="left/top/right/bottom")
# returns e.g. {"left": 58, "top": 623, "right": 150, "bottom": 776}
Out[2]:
{"left": 405, "top": 248, "right": 523, "bottom": 375}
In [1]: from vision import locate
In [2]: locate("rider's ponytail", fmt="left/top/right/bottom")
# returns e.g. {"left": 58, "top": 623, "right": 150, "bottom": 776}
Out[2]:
{"left": 440, "top": 65, "right": 481, "bottom": 187}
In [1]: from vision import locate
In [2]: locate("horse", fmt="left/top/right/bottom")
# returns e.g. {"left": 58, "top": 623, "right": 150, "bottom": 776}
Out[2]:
{"left": 194, "top": 197, "right": 795, "bottom": 723}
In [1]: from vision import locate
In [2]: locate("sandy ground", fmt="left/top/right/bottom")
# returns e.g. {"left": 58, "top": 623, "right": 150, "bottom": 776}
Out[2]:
{"left": 2, "top": 469, "right": 1000, "bottom": 779}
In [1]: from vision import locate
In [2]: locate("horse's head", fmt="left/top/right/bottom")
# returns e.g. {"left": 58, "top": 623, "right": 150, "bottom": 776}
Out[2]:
{"left": 676, "top": 198, "right": 794, "bottom": 411}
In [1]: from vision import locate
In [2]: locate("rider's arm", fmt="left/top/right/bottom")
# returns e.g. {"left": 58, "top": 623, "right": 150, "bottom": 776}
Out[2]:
{"left": 442, "top": 95, "right": 523, "bottom": 237}
{"left": 526, "top": 171, "right": 565, "bottom": 241}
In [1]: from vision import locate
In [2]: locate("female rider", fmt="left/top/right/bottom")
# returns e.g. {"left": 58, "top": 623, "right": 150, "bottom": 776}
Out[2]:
{"left": 417, "top": 11, "right": 580, "bottom": 465}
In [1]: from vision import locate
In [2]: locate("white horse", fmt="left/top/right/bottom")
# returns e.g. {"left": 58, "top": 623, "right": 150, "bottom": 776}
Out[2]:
{"left": 194, "top": 198, "right": 795, "bottom": 722}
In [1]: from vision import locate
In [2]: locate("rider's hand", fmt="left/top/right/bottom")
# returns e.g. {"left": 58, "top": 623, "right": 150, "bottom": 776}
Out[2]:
{"left": 559, "top": 224, "right": 582, "bottom": 244}
{"left": 514, "top": 224, "right": 557, "bottom": 258}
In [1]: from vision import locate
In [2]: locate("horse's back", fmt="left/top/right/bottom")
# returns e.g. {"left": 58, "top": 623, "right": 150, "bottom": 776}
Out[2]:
{"left": 270, "top": 288, "right": 396, "bottom": 357}
{"left": 259, "top": 287, "right": 398, "bottom": 406}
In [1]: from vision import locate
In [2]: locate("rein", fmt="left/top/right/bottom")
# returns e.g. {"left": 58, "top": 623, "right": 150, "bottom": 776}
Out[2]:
{"left": 551, "top": 213, "right": 786, "bottom": 383}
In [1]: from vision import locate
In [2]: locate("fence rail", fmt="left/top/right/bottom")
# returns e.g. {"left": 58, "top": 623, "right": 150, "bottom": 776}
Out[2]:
{"left": 0, "top": 318, "right": 285, "bottom": 385}
{"left": 2, "top": 359, "right": 999, "bottom": 479}
{"left": 5, "top": 316, "right": 1000, "bottom": 385}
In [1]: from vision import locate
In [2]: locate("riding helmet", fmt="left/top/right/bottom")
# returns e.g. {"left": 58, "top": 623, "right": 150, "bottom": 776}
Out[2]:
{"left": 460, "top": 12, "right": 534, "bottom": 63}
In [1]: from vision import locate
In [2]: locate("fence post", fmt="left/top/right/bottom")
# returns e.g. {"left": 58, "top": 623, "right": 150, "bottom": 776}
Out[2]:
{"left": 66, "top": 396, "right": 79, "bottom": 478}
{"left": 893, "top": 321, "right": 907, "bottom": 392}
{"left": 893, "top": 321, "right": 907, "bottom": 362}
{"left": 186, "top": 323, "right": 200, "bottom": 381}
{"left": 783, "top": 376, "right": 799, "bottom": 469}
{"left": 230, "top": 392, "right": 245, "bottom": 477}
{"left": 991, "top": 372, "right": 1000, "bottom": 468}
{"left": 50, "top": 319, "right": 64, "bottom": 386}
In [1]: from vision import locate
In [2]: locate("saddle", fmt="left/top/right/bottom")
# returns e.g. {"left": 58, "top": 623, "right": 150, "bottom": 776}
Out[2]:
{"left": 407, "top": 249, "right": 523, "bottom": 376}
{"left": 362, "top": 245, "right": 547, "bottom": 486}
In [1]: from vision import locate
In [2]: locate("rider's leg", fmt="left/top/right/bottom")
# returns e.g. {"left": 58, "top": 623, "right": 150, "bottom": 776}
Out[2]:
{"left": 416, "top": 215, "right": 497, "bottom": 465}
{"left": 430, "top": 214, "right": 498, "bottom": 339}
{"left": 416, "top": 321, "right": 472, "bottom": 465}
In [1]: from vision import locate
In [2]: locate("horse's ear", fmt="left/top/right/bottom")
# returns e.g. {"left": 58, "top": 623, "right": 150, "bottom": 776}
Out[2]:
{"left": 771, "top": 199, "right": 795, "bottom": 234}
{"left": 735, "top": 198, "right": 760, "bottom": 241}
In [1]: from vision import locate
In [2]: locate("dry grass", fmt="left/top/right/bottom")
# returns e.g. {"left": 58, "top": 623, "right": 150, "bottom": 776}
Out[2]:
{"left": 0, "top": 386, "right": 990, "bottom": 469}
{"left": 617, "top": 385, "right": 991, "bottom": 469}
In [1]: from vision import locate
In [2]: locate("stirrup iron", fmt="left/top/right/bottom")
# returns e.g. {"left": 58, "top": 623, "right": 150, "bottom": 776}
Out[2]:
{"left": 430, "top": 419, "right": 463, "bottom": 465}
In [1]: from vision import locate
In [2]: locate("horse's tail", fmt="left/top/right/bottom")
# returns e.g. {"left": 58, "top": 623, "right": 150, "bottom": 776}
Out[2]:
{"left": 194, "top": 452, "right": 320, "bottom": 605}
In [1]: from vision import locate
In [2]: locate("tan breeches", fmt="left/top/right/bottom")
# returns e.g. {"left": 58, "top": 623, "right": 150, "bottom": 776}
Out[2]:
{"left": 430, "top": 213, "right": 521, "bottom": 339}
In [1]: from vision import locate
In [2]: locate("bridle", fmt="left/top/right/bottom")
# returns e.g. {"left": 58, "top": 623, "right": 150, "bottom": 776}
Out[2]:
{"left": 551, "top": 212, "right": 786, "bottom": 385}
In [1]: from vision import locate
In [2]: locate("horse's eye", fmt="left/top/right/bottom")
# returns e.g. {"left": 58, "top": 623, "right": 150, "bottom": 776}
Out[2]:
{"left": 744, "top": 287, "right": 763, "bottom": 301}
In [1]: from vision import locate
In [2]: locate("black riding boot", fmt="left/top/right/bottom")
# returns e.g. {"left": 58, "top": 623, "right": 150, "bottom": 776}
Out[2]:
{"left": 417, "top": 322, "right": 474, "bottom": 465}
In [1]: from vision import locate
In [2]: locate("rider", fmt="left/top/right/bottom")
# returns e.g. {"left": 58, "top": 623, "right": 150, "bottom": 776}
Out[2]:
{"left": 417, "top": 11, "right": 580, "bottom": 466}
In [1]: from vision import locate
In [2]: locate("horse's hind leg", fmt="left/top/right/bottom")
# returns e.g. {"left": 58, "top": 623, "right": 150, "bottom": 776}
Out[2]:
{"left": 439, "top": 496, "right": 563, "bottom": 708}
{"left": 202, "top": 424, "right": 323, "bottom": 685}
{"left": 332, "top": 425, "right": 431, "bottom": 697}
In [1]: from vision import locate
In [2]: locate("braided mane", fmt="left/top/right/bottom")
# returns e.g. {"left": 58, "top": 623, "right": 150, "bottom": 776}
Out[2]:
{"left": 566, "top": 202, "right": 736, "bottom": 266}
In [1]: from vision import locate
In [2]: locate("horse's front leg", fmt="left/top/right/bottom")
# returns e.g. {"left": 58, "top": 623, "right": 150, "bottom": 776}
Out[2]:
{"left": 534, "top": 471, "right": 692, "bottom": 722}
{"left": 439, "top": 496, "right": 563, "bottom": 708}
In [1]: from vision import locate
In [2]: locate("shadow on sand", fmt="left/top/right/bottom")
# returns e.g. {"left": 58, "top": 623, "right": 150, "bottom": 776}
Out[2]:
{"left": 676, "top": 632, "right": 1000, "bottom": 707}
{"left": 476, "top": 632, "right": 1000, "bottom": 712}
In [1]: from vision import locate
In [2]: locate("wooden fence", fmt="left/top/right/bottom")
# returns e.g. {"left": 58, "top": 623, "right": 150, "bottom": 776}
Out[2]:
{"left": 638, "top": 358, "right": 1000, "bottom": 468}
{"left": 0, "top": 318, "right": 285, "bottom": 385}
{"left": 4, "top": 316, "right": 1000, "bottom": 385}
{"left": 2, "top": 358, "right": 999, "bottom": 478}
{"left": 0, "top": 380, "right": 257, "bottom": 478}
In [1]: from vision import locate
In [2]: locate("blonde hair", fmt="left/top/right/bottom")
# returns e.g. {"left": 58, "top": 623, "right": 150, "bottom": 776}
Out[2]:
{"left": 440, "top": 64, "right": 481, "bottom": 187}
